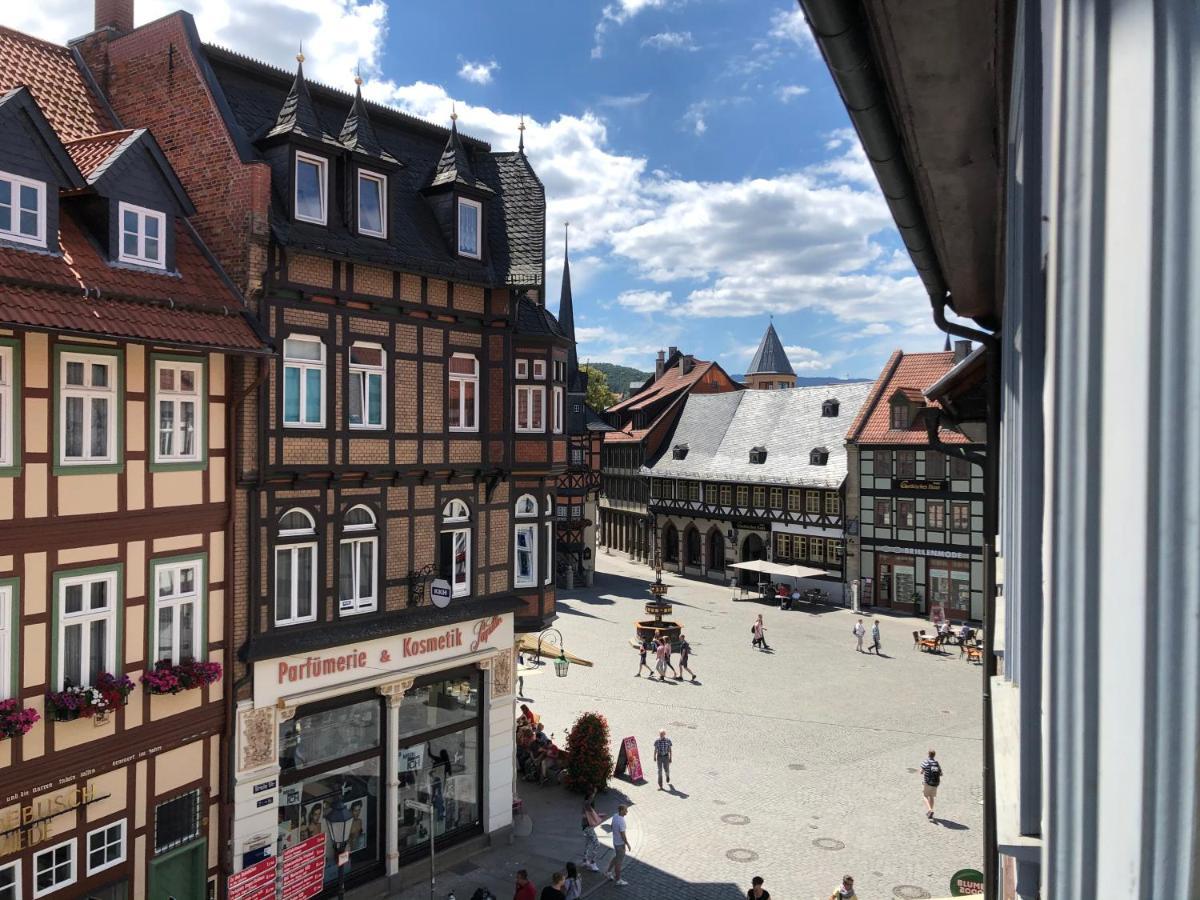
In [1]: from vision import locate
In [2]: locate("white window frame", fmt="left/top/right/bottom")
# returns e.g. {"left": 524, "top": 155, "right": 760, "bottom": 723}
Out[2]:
{"left": 348, "top": 342, "right": 386, "bottom": 430}
{"left": 515, "top": 359, "right": 528, "bottom": 379}
{"left": 57, "top": 570, "right": 117, "bottom": 690}
{"left": 448, "top": 353, "right": 479, "bottom": 432}
{"left": 294, "top": 151, "right": 328, "bottom": 225}
{"left": 552, "top": 387, "right": 564, "bottom": 434}
{"left": 275, "top": 509, "right": 317, "bottom": 626}
{"left": 514, "top": 523, "right": 537, "bottom": 588}
{"left": 356, "top": 170, "right": 387, "bottom": 238}
{"left": 339, "top": 505, "right": 377, "bottom": 615}
{"left": 515, "top": 494, "right": 538, "bottom": 518}
{"left": 0, "top": 169, "right": 46, "bottom": 248}
{"left": 544, "top": 521, "right": 553, "bottom": 585}
{"left": 532, "top": 360, "right": 546, "bottom": 380}
{"left": 0, "top": 859, "right": 18, "bottom": 900}
{"left": 0, "top": 344, "right": 12, "bottom": 467}
{"left": 59, "top": 351, "right": 117, "bottom": 466}
{"left": 151, "top": 558, "right": 203, "bottom": 665}
{"left": 515, "top": 385, "right": 545, "bottom": 433}
{"left": 32, "top": 838, "right": 75, "bottom": 898}
{"left": 117, "top": 202, "right": 166, "bottom": 269}
{"left": 0, "top": 585, "right": 10, "bottom": 701}
{"left": 457, "top": 197, "right": 482, "bottom": 259}
{"left": 282, "top": 335, "right": 326, "bottom": 428}
{"left": 152, "top": 359, "right": 203, "bottom": 464}
{"left": 442, "top": 500, "right": 471, "bottom": 598}
{"left": 85, "top": 820, "right": 126, "bottom": 877}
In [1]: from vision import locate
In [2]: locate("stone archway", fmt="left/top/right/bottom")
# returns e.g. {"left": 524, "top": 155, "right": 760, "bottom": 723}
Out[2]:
{"left": 740, "top": 533, "right": 765, "bottom": 586}
{"left": 684, "top": 525, "right": 702, "bottom": 567}
{"left": 707, "top": 528, "right": 726, "bottom": 574}
{"left": 662, "top": 522, "right": 679, "bottom": 564}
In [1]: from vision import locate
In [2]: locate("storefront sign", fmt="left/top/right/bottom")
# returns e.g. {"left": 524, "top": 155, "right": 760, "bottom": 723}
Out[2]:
{"left": 613, "top": 737, "right": 645, "bottom": 784}
{"left": 257, "top": 613, "right": 513, "bottom": 706}
{"left": 949, "top": 868, "right": 985, "bottom": 895}
{"left": 228, "top": 856, "right": 276, "bottom": 900}
{"left": 430, "top": 578, "right": 452, "bottom": 608}
{"left": 281, "top": 833, "right": 326, "bottom": 900}
{"left": 894, "top": 478, "right": 946, "bottom": 492}
{"left": 0, "top": 785, "right": 104, "bottom": 856}
{"left": 875, "top": 545, "right": 975, "bottom": 560}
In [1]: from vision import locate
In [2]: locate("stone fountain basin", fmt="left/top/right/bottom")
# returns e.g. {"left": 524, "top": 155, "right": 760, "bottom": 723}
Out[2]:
{"left": 636, "top": 620, "right": 682, "bottom": 642}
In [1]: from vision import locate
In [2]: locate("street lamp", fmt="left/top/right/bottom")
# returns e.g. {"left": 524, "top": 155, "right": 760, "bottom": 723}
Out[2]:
{"left": 324, "top": 800, "right": 353, "bottom": 899}
{"left": 553, "top": 653, "right": 570, "bottom": 678}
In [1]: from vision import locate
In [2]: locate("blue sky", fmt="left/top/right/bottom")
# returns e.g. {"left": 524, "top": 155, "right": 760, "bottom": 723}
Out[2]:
{"left": 15, "top": 0, "right": 944, "bottom": 378}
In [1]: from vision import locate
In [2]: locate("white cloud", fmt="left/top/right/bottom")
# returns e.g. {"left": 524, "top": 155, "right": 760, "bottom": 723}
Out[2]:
{"left": 641, "top": 31, "right": 697, "bottom": 51}
{"left": 860, "top": 323, "right": 893, "bottom": 336}
{"left": 597, "top": 92, "right": 652, "bottom": 108}
{"left": 457, "top": 59, "right": 498, "bottom": 85}
{"left": 683, "top": 102, "right": 709, "bottom": 135}
{"left": 617, "top": 290, "right": 673, "bottom": 313}
{"left": 768, "top": 6, "right": 816, "bottom": 52}
{"left": 776, "top": 84, "right": 810, "bottom": 102}
{"left": 592, "top": 0, "right": 674, "bottom": 59}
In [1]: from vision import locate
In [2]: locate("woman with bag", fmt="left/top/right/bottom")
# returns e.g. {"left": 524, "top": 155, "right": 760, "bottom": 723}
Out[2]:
{"left": 580, "top": 788, "right": 602, "bottom": 871}
{"left": 562, "top": 861, "right": 583, "bottom": 900}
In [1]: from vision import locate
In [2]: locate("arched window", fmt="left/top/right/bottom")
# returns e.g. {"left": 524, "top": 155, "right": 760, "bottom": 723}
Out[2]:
{"left": 708, "top": 529, "right": 725, "bottom": 571}
{"left": 441, "top": 500, "right": 471, "bottom": 597}
{"left": 276, "top": 509, "right": 317, "bottom": 625}
{"left": 339, "top": 505, "right": 377, "bottom": 614}
{"left": 685, "top": 526, "right": 701, "bottom": 566}
{"left": 515, "top": 494, "right": 538, "bottom": 518}
{"left": 662, "top": 523, "right": 679, "bottom": 563}
{"left": 514, "top": 496, "right": 538, "bottom": 588}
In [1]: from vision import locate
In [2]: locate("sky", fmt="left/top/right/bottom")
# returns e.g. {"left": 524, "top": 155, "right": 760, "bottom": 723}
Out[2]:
{"left": 9, "top": 0, "right": 951, "bottom": 379}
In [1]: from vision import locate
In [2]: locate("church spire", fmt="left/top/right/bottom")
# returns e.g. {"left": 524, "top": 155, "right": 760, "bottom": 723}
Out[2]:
{"left": 560, "top": 222, "right": 582, "bottom": 390}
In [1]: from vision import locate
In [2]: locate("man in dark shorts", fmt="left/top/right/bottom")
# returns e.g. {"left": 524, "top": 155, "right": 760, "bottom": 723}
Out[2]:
{"left": 677, "top": 635, "right": 696, "bottom": 681}
{"left": 635, "top": 639, "right": 652, "bottom": 677}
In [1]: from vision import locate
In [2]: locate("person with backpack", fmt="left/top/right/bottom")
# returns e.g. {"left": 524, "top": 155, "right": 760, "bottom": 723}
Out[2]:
{"left": 920, "top": 749, "right": 944, "bottom": 819}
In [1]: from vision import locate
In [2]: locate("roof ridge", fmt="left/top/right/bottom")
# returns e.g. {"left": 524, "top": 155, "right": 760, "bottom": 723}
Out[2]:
{"left": 0, "top": 24, "right": 75, "bottom": 57}
{"left": 64, "top": 128, "right": 136, "bottom": 144}
{"left": 845, "top": 349, "right": 903, "bottom": 442}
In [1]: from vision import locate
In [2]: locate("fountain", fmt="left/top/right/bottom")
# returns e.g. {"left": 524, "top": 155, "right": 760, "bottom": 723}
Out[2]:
{"left": 636, "top": 570, "right": 683, "bottom": 643}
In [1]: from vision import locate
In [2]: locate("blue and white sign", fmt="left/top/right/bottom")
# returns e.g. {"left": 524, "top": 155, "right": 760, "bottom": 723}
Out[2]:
{"left": 430, "top": 578, "right": 452, "bottom": 608}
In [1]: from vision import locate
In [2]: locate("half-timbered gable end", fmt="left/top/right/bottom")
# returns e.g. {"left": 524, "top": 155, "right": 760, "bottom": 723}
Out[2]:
{"left": 0, "top": 22, "right": 269, "bottom": 900}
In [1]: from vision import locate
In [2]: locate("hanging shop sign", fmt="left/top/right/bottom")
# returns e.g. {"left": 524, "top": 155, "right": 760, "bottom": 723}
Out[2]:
{"left": 893, "top": 479, "right": 947, "bottom": 492}
{"left": 430, "top": 578, "right": 452, "bottom": 608}
{"left": 949, "top": 868, "right": 985, "bottom": 895}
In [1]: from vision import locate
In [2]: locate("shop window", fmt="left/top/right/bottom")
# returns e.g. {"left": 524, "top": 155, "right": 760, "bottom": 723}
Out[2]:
{"left": 0, "top": 861, "right": 16, "bottom": 900}
{"left": 951, "top": 501, "right": 972, "bottom": 532}
{"left": 950, "top": 455, "right": 973, "bottom": 480}
{"left": 925, "top": 450, "right": 946, "bottom": 479}
{"left": 349, "top": 343, "right": 385, "bottom": 429}
{"left": 155, "top": 790, "right": 200, "bottom": 853}
{"left": 86, "top": 820, "right": 126, "bottom": 876}
{"left": 280, "top": 698, "right": 381, "bottom": 772}
{"left": 276, "top": 508, "right": 317, "bottom": 626}
{"left": 59, "top": 350, "right": 119, "bottom": 467}
{"left": 805, "top": 491, "right": 820, "bottom": 515}
{"left": 448, "top": 355, "right": 478, "bottom": 431}
{"left": 896, "top": 450, "right": 916, "bottom": 478}
{"left": 0, "top": 169, "right": 46, "bottom": 247}
{"left": 708, "top": 530, "right": 725, "bottom": 570}
{"left": 440, "top": 500, "right": 471, "bottom": 598}
{"left": 56, "top": 568, "right": 118, "bottom": 690}
{"left": 282, "top": 336, "right": 325, "bottom": 427}
{"left": 153, "top": 358, "right": 203, "bottom": 465}
{"left": 516, "top": 385, "right": 545, "bottom": 432}
{"left": 825, "top": 492, "right": 840, "bottom": 516}
{"left": 897, "top": 499, "right": 915, "bottom": 527}
{"left": 339, "top": 506, "right": 378, "bottom": 615}
{"left": 927, "top": 501, "right": 946, "bottom": 530}
{"left": 662, "top": 524, "right": 679, "bottom": 563}
{"left": 33, "top": 839, "right": 75, "bottom": 897}
{"left": 152, "top": 557, "right": 203, "bottom": 664}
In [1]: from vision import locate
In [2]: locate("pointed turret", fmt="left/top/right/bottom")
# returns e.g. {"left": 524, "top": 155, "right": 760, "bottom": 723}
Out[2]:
{"left": 339, "top": 74, "right": 396, "bottom": 163}
{"left": 265, "top": 51, "right": 332, "bottom": 143}
{"left": 745, "top": 320, "right": 796, "bottom": 389}
{"left": 427, "top": 108, "right": 492, "bottom": 193}
{"left": 943, "top": 331, "right": 952, "bottom": 352}
{"left": 559, "top": 224, "right": 583, "bottom": 390}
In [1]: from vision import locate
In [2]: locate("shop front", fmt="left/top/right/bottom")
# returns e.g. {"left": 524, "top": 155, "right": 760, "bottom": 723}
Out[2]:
{"left": 232, "top": 611, "right": 516, "bottom": 896}
{"left": 865, "top": 545, "right": 984, "bottom": 620}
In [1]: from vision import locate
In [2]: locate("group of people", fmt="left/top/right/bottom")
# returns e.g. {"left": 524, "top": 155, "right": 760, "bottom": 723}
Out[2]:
{"left": 515, "top": 717, "right": 565, "bottom": 786}
{"left": 635, "top": 633, "right": 696, "bottom": 681}
{"left": 852, "top": 618, "right": 883, "bottom": 654}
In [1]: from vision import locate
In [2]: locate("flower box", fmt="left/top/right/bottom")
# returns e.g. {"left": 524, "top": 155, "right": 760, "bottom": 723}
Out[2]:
{"left": 45, "top": 673, "right": 134, "bottom": 721}
{"left": 0, "top": 699, "right": 40, "bottom": 738}
{"left": 141, "top": 659, "right": 223, "bottom": 695}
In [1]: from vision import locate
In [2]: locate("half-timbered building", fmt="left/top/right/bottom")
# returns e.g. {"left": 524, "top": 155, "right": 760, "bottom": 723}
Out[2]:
{"left": 0, "top": 24, "right": 269, "bottom": 900}
{"left": 599, "top": 350, "right": 739, "bottom": 564}
{"left": 71, "top": 4, "right": 562, "bottom": 893}
{"left": 643, "top": 385, "right": 870, "bottom": 587}
{"left": 844, "top": 345, "right": 986, "bottom": 621}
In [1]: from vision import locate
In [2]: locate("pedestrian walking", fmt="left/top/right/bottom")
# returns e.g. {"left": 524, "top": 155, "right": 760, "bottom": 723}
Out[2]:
{"left": 752, "top": 614, "right": 770, "bottom": 650}
{"left": 540, "top": 872, "right": 567, "bottom": 900}
{"left": 654, "top": 638, "right": 674, "bottom": 681}
{"left": 661, "top": 637, "right": 679, "bottom": 678}
{"left": 829, "top": 875, "right": 857, "bottom": 899}
{"left": 604, "top": 804, "right": 631, "bottom": 886}
{"left": 870, "top": 619, "right": 882, "bottom": 654}
{"left": 514, "top": 869, "right": 536, "bottom": 900}
{"left": 677, "top": 635, "right": 697, "bottom": 681}
{"left": 747, "top": 875, "right": 770, "bottom": 899}
{"left": 635, "top": 638, "right": 652, "bottom": 677}
{"left": 853, "top": 618, "right": 866, "bottom": 652}
{"left": 563, "top": 862, "right": 583, "bottom": 900}
{"left": 920, "top": 749, "right": 944, "bottom": 819}
{"left": 580, "top": 788, "right": 602, "bottom": 871}
{"left": 653, "top": 728, "right": 673, "bottom": 790}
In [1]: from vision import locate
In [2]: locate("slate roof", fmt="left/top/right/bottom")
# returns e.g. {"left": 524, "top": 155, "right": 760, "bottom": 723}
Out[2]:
{"left": 264, "top": 59, "right": 335, "bottom": 144}
{"left": 585, "top": 405, "right": 615, "bottom": 432}
{"left": 514, "top": 294, "right": 567, "bottom": 339}
{"left": 201, "top": 45, "right": 543, "bottom": 289}
{"left": 339, "top": 84, "right": 396, "bottom": 163}
{"left": 0, "top": 26, "right": 113, "bottom": 140}
{"left": 746, "top": 322, "right": 795, "bottom": 376}
{"left": 845, "top": 350, "right": 971, "bottom": 445}
{"left": 428, "top": 119, "right": 493, "bottom": 194}
{"left": 643, "top": 383, "right": 874, "bottom": 488}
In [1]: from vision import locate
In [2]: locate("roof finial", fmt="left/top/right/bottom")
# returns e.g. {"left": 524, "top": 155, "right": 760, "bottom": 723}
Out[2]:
{"left": 297, "top": 42, "right": 304, "bottom": 64}
{"left": 450, "top": 101, "right": 458, "bottom": 123}
{"left": 518, "top": 114, "right": 526, "bottom": 152}
{"left": 354, "top": 63, "right": 363, "bottom": 87}
{"left": 564, "top": 220, "right": 570, "bottom": 255}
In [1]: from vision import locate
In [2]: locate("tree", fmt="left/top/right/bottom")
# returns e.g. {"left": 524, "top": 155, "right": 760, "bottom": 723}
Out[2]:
{"left": 564, "top": 710, "right": 614, "bottom": 793}
{"left": 582, "top": 366, "right": 617, "bottom": 410}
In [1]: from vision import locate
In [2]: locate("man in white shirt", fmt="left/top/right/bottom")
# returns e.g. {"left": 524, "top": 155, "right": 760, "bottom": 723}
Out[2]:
{"left": 604, "top": 804, "right": 631, "bottom": 886}
{"left": 853, "top": 619, "right": 866, "bottom": 652}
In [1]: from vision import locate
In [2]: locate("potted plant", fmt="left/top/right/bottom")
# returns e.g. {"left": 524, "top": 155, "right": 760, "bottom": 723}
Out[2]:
{"left": 142, "top": 659, "right": 223, "bottom": 695}
{"left": 0, "top": 699, "right": 39, "bottom": 739}
{"left": 45, "top": 673, "right": 135, "bottom": 720}
{"left": 563, "top": 711, "right": 614, "bottom": 794}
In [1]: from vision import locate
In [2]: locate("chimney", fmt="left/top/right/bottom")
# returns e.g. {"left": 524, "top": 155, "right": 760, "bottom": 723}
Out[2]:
{"left": 655, "top": 350, "right": 665, "bottom": 380}
{"left": 94, "top": 0, "right": 134, "bottom": 33}
{"left": 667, "top": 345, "right": 678, "bottom": 360}
{"left": 679, "top": 355, "right": 693, "bottom": 376}
{"left": 954, "top": 339, "right": 971, "bottom": 362}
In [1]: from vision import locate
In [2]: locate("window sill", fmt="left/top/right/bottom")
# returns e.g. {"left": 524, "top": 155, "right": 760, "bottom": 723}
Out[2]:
{"left": 516, "top": 429, "right": 546, "bottom": 435}
{"left": 282, "top": 422, "right": 326, "bottom": 430}
{"left": 448, "top": 427, "right": 479, "bottom": 434}
{"left": 117, "top": 255, "right": 166, "bottom": 271}
{"left": 294, "top": 214, "right": 327, "bottom": 226}
{"left": 349, "top": 425, "right": 387, "bottom": 432}
{"left": 54, "top": 460, "right": 124, "bottom": 476}
{"left": 148, "top": 458, "right": 207, "bottom": 473}
{"left": 338, "top": 605, "right": 378, "bottom": 617}
{"left": 0, "top": 231, "right": 46, "bottom": 249}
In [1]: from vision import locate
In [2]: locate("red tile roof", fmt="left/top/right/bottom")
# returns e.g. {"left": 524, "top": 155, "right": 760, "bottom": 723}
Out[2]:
{"left": 64, "top": 130, "right": 136, "bottom": 178}
{"left": 0, "top": 26, "right": 113, "bottom": 140}
{"left": 608, "top": 359, "right": 716, "bottom": 415}
{"left": 846, "top": 350, "right": 971, "bottom": 445}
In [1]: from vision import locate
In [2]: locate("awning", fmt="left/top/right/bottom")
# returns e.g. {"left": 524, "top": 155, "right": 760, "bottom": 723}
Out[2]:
{"left": 729, "top": 560, "right": 829, "bottom": 579}
{"left": 517, "top": 635, "right": 594, "bottom": 668}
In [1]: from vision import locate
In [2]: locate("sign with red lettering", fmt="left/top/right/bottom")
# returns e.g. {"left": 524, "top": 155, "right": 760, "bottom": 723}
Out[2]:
{"left": 613, "top": 736, "right": 645, "bottom": 784}
{"left": 281, "top": 833, "right": 326, "bottom": 900}
{"left": 228, "top": 856, "right": 276, "bottom": 900}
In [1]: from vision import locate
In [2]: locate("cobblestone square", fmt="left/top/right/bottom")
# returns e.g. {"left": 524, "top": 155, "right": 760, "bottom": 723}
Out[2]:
{"left": 521, "top": 553, "right": 983, "bottom": 899}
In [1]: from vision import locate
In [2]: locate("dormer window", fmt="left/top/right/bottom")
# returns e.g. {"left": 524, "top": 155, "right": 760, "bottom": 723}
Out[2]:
{"left": 890, "top": 402, "right": 911, "bottom": 429}
{"left": 118, "top": 203, "right": 166, "bottom": 269}
{"left": 672, "top": 444, "right": 688, "bottom": 460}
{"left": 810, "top": 447, "right": 830, "bottom": 466}
{"left": 749, "top": 446, "right": 767, "bottom": 464}
{"left": 294, "top": 152, "right": 327, "bottom": 225}
{"left": 457, "top": 197, "right": 481, "bottom": 259}
{"left": 822, "top": 399, "right": 839, "bottom": 417}
{"left": 357, "top": 170, "right": 386, "bottom": 238}
{"left": 0, "top": 170, "right": 46, "bottom": 248}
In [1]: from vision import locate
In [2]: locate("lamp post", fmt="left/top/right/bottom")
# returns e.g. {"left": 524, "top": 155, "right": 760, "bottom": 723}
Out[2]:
{"left": 535, "top": 627, "right": 570, "bottom": 678}
{"left": 324, "top": 800, "right": 353, "bottom": 900}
